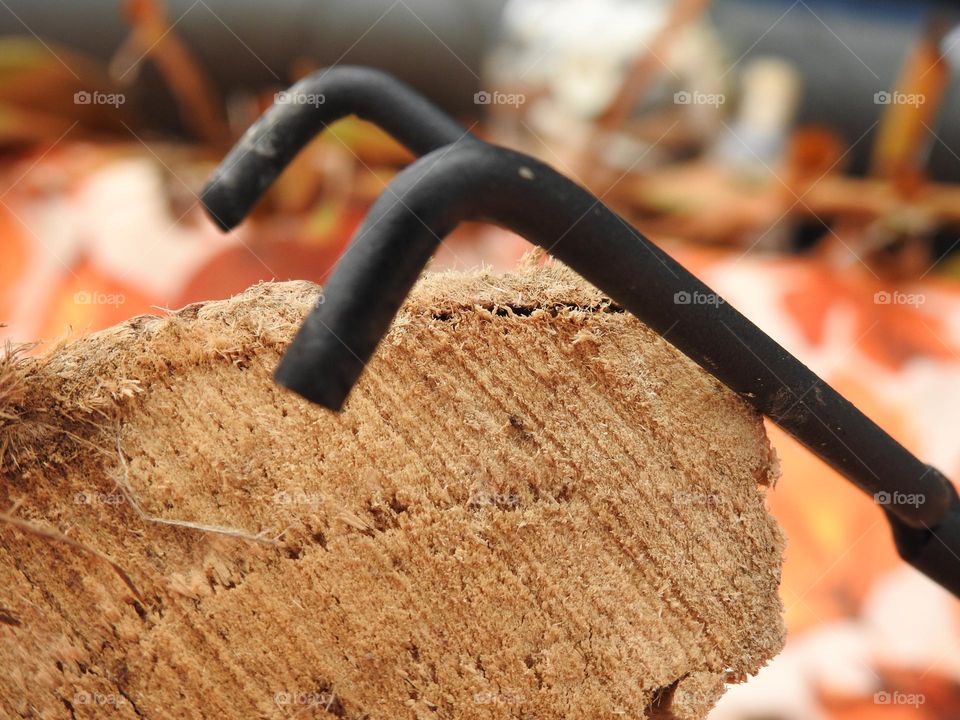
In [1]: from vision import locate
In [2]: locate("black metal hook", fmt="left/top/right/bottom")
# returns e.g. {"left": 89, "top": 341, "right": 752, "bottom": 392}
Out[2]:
{"left": 202, "top": 73, "right": 960, "bottom": 598}
{"left": 201, "top": 65, "right": 473, "bottom": 231}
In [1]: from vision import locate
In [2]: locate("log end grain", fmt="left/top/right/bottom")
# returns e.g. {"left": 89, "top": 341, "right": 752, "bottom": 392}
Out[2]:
{"left": 0, "top": 262, "right": 784, "bottom": 719}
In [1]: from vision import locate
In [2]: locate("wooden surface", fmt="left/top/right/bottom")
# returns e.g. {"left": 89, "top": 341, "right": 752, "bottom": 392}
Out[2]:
{"left": 0, "top": 265, "right": 784, "bottom": 719}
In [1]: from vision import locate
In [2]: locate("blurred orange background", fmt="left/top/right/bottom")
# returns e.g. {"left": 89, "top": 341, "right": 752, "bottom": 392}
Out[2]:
{"left": 2, "top": 0, "right": 960, "bottom": 717}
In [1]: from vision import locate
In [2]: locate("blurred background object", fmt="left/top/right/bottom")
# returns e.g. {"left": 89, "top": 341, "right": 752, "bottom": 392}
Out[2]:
{"left": 1, "top": 0, "right": 960, "bottom": 717}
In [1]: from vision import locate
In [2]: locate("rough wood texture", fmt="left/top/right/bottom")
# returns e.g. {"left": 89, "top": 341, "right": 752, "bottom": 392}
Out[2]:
{"left": 0, "top": 263, "right": 785, "bottom": 719}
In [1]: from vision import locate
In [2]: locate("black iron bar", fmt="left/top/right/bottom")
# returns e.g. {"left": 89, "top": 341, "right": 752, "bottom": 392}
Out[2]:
{"left": 201, "top": 73, "right": 960, "bottom": 597}
{"left": 201, "top": 65, "right": 473, "bottom": 231}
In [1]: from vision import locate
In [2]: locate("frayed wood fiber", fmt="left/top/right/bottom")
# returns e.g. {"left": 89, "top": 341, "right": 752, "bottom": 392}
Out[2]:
{"left": 0, "top": 263, "right": 785, "bottom": 719}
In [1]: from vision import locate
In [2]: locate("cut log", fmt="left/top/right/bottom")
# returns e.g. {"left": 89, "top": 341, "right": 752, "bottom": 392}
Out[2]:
{"left": 0, "top": 263, "right": 784, "bottom": 719}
